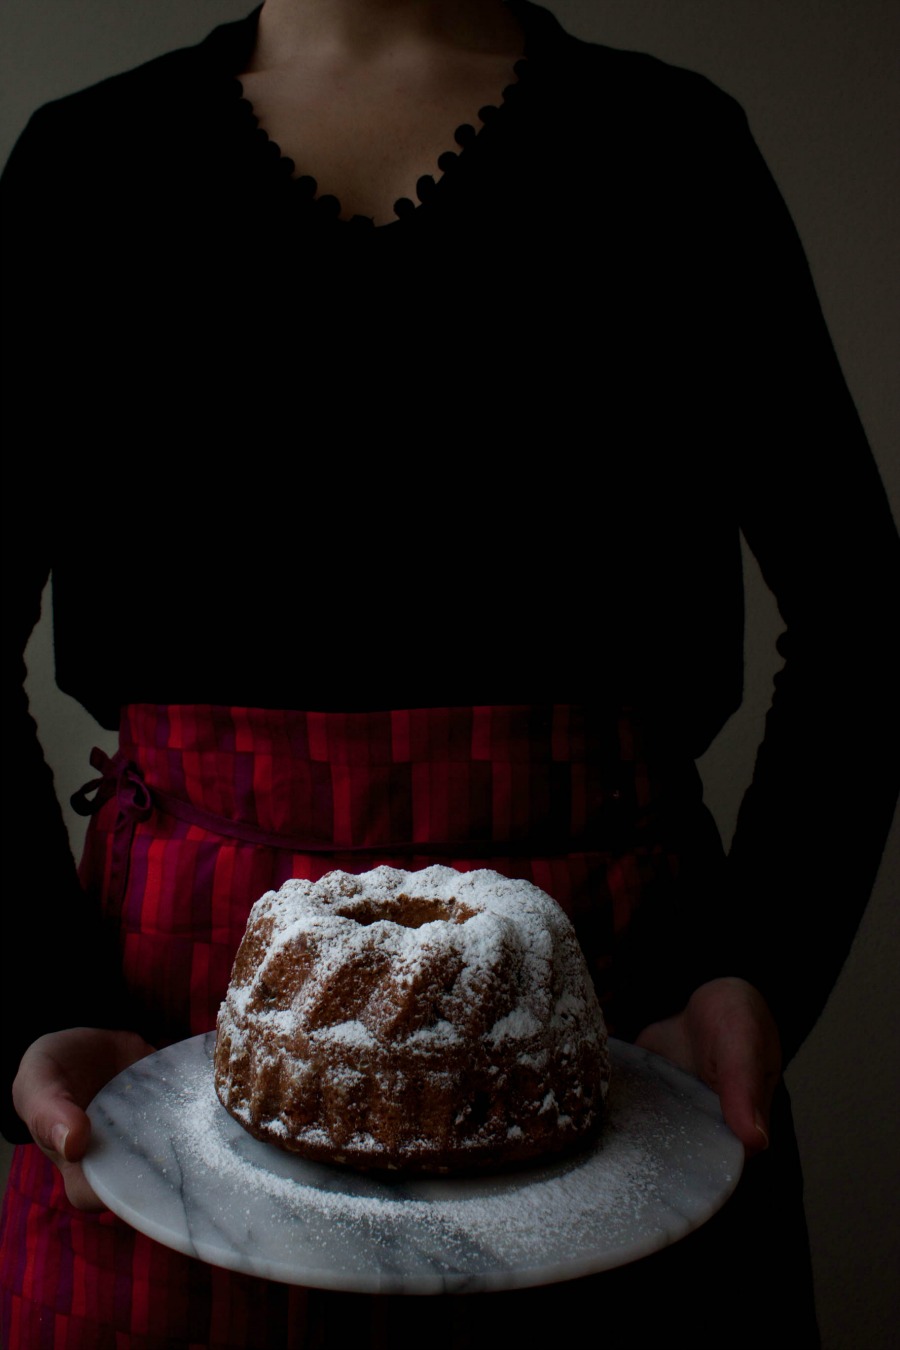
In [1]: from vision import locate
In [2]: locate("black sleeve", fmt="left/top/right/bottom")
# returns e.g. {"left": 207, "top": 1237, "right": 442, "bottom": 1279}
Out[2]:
{"left": 1, "top": 113, "right": 129, "bottom": 1143}
{"left": 0, "top": 540, "right": 130, "bottom": 1143}
{"left": 703, "top": 102, "right": 900, "bottom": 1063}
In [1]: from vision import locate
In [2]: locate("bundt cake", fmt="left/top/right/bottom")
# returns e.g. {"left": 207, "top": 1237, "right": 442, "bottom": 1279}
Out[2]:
{"left": 214, "top": 865, "right": 610, "bottom": 1172}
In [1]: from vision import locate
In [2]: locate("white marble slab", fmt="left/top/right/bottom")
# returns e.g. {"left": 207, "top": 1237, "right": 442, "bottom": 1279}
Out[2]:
{"left": 84, "top": 1033, "right": 742, "bottom": 1294}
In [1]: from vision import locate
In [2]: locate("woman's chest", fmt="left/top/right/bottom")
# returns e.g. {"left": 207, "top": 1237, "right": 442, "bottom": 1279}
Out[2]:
{"left": 236, "top": 47, "right": 523, "bottom": 224}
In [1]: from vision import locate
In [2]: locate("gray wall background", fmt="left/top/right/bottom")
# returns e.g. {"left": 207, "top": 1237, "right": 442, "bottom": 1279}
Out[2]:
{"left": 2, "top": 3, "right": 898, "bottom": 1347}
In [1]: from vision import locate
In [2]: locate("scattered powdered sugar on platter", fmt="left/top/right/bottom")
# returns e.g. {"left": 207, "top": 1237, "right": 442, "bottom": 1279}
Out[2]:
{"left": 188, "top": 1063, "right": 655, "bottom": 1253}
{"left": 85, "top": 1034, "right": 741, "bottom": 1293}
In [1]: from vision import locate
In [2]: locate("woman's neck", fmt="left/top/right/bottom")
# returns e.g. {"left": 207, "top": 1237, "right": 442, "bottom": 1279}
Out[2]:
{"left": 251, "top": 0, "right": 522, "bottom": 68}
{"left": 239, "top": 0, "right": 525, "bottom": 222}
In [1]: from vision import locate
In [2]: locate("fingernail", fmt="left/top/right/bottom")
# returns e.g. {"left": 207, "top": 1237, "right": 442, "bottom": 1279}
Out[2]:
{"left": 754, "top": 1112, "right": 770, "bottom": 1150}
{"left": 51, "top": 1124, "right": 69, "bottom": 1159}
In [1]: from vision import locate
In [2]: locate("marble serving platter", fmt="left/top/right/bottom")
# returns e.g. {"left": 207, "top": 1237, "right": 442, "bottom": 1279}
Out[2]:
{"left": 84, "top": 1033, "right": 742, "bottom": 1294}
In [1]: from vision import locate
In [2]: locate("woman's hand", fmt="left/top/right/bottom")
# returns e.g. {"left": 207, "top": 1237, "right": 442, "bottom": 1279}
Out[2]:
{"left": 635, "top": 977, "right": 781, "bottom": 1156}
{"left": 12, "top": 1027, "right": 156, "bottom": 1210}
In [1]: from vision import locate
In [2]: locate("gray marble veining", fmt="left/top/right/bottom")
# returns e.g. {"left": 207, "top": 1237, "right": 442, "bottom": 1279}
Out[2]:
{"left": 84, "top": 1034, "right": 742, "bottom": 1294}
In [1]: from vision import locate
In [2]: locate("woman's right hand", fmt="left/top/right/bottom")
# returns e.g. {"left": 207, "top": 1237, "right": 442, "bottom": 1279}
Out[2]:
{"left": 12, "top": 1028, "right": 156, "bottom": 1210}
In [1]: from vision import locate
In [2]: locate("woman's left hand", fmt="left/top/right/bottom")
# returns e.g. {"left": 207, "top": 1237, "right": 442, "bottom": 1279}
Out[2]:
{"left": 635, "top": 977, "right": 781, "bottom": 1156}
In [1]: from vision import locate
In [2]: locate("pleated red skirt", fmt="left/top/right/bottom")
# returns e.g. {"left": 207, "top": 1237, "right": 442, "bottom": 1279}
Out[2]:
{"left": 1, "top": 703, "right": 739, "bottom": 1349}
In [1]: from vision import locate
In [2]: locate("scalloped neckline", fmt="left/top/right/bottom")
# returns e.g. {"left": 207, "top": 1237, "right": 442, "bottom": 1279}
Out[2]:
{"left": 232, "top": 51, "right": 530, "bottom": 229}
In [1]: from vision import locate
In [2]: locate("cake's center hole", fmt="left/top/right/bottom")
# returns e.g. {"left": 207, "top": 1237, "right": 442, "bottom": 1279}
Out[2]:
{"left": 337, "top": 894, "right": 475, "bottom": 929}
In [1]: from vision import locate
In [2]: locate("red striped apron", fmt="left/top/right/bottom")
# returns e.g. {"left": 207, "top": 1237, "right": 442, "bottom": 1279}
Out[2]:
{"left": 0, "top": 703, "right": 719, "bottom": 1349}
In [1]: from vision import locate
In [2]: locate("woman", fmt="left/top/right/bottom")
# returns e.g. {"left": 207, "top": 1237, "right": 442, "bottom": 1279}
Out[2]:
{"left": 2, "top": 0, "right": 898, "bottom": 1346}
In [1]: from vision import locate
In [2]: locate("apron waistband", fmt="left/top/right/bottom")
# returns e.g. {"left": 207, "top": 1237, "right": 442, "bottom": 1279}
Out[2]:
{"left": 71, "top": 703, "right": 701, "bottom": 914}
{"left": 72, "top": 746, "right": 637, "bottom": 855}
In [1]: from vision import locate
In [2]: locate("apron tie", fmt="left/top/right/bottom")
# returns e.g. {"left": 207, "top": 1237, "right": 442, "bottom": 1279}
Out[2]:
{"left": 71, "top": 748, "right": 154, "bottom": 909}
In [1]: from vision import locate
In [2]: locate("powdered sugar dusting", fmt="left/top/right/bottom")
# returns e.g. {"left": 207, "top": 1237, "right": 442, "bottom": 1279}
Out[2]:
{"left": 214, "top": 866, "right": 610, "bottom": 1170}
{"left": 226, "top": 867, "right": 585, "bottom": 1025}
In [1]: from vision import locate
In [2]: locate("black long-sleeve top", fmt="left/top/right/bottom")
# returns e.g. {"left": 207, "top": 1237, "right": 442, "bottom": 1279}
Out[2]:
{"left": 2, "top": 2, "right": 898, "bottom": 1140}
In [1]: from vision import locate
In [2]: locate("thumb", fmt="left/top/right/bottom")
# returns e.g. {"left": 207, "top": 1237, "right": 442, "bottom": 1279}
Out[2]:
{"left": 29, "top": 1094, "right": 92, "bottom": 1165}
{"left": 13, "top": 1046, "right": 93, "bottom": 1163}
{"left": 714, "top": 1026, "right": 776, "bottom": 1157}
{"left": 22, "top": 1087, "right": 104, "bottom": 1212}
